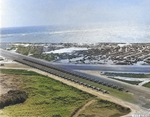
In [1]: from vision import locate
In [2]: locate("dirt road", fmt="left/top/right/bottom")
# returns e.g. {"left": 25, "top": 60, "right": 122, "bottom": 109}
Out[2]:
{"left": 73, "top": 100, "right": 96, "bottom": 117}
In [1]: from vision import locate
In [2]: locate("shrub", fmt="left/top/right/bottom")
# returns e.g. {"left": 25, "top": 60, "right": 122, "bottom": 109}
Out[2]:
{"left": 0, "top": 90, "right": 28, "bottom": 109}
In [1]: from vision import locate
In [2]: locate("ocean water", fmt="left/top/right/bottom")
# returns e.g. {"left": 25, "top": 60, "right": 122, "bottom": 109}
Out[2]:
{"left": 1, "top": 25, "right": 150, "bottom": 43}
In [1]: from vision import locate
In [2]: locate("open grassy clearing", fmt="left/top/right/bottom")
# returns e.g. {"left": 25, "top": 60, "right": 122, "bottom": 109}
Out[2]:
{"left": 143, "top": 82, "right": 150, "bottom": 88}
{"left": 103, "top": 72, "right": 150, "bottom": 78}
{"left": 1, "top": 69, "right": 94, "bottom": 117}
{"left": 1, "top": 68, "right": 135, "bottom": 102}
{"left": 78, "top": 99, "right": 131, "bottom": 117}
{"left": 0, "top": 69, "right": 131, "bottom": 117}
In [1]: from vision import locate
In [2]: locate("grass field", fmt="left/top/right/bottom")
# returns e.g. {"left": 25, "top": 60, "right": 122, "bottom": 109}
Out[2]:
{"left": 78, "top": 99, "right": 130, "bottom": 117}
{"left": 143, "top": 82, "right": 150, "bottom": 88}
{"left": 103, "top": 72, "right": 150, "bottom": 78}
{"left": 1, "top": 69, "right": 131, "bottom": 117}
{"left": 0, "top": 69, "right": 135, "bottom": 102}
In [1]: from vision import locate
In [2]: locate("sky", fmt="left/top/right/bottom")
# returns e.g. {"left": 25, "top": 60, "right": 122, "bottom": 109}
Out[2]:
{"left": 0, "top": 0, "right": 150, "bottom": 28}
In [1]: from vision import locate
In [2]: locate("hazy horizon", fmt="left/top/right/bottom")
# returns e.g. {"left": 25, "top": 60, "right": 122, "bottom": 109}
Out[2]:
{"left": 0, "top": 0, "right": 150, "bottom": 43}
{"left": 1, "top": 24, "right": 150, "bottom": 43}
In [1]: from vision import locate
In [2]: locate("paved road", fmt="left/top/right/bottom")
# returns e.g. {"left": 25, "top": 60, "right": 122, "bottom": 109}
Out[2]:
{"left": 0, "top": 49, "right": 150, "bottom": 109}
{"left": 56, "top": 63, "right": 150, "bottom": 73}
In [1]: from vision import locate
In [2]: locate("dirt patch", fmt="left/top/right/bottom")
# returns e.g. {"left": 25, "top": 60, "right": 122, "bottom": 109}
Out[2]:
{"left": 0, "top": 61, "right": 34, "bottom": 95}
{"left": 0, "top": 61, "right": 31, "bottom": 69}
{"left": 0, "top": 73, "right": 23, "bottom": 95}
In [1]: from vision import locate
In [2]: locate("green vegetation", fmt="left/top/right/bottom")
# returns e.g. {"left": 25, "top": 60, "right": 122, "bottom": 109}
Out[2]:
{"left": 103, "top": 72, "right": 150, "bottom": 78}
{"left": 112, "top": 78, "right": 142, "bottom": 85}
{"left": 7, "top": 45, "right": 44, "bottom": 56}
{"left": 31, "top": 53, "right": 58, "bottom": 61}
{"left": 31, "top": 53, "right": 79, "bottom": 62}
{"left": 0, "top": 69, "right": 40, "bottom": 76}
{"left": 1, "top": 69, "right": 135, "bottom": 102}
{"left": 78, "top": 99, "right": 131, "bottom": 117}
{"left": 1, "top": 69, "right": 94, "bottom": 117}
{"left": 6, "top": 46, "right": 16, "bottom": 51}
{"left": 0, "top": 69, "right": 131, "bottom": 117}
{"left": 14, "top": 45, "right": 80, "bottom": 62}
{"left": 143, "top": 82, "right": 150, "bottom": 88}
{"left": 77, "top": 78, "right": 135, "bottom": 102}
{"left": 16, "top": 45, "right": 43, "bottom": 55}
